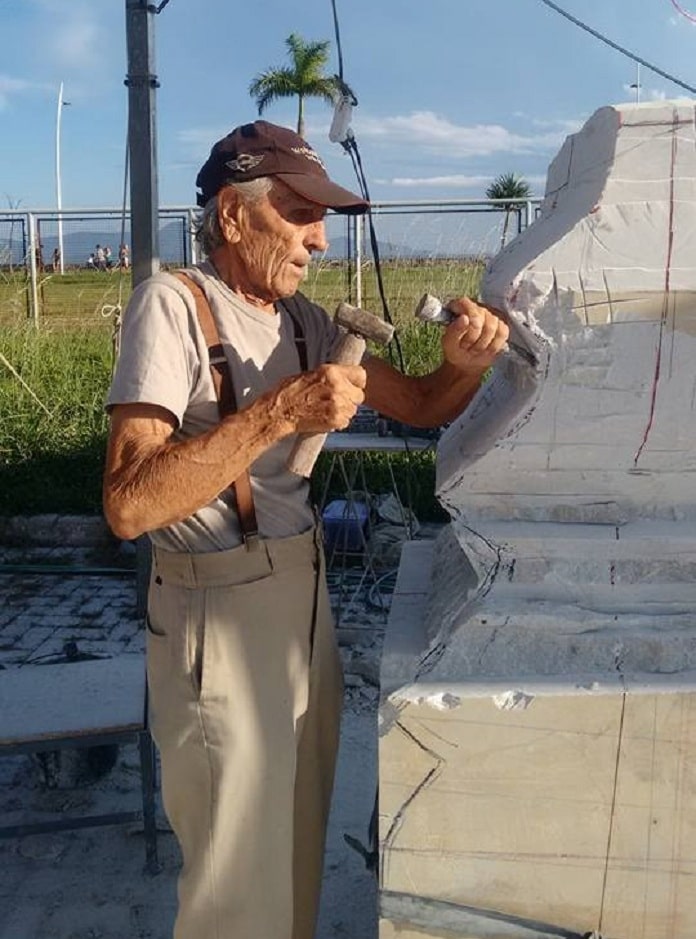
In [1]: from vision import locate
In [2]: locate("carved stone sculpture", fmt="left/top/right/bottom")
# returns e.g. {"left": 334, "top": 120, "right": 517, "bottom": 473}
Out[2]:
{"left": 379, "top": 101, "right": 696, "bottom": 939}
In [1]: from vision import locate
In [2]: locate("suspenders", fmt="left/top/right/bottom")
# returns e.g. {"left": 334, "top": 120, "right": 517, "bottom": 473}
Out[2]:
{"left": 277, "top": 295, "right": 309, "bottom": 372}
{"left": 173, "top": 272, "right": 308, "bottom": 547}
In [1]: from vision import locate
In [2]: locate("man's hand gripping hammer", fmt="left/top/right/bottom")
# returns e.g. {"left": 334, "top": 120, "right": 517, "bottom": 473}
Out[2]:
{"left": 286, "top": 303, "right": 394, "bottom": 477}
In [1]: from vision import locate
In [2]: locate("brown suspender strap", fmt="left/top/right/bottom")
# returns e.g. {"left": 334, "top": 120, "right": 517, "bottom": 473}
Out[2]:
{"left": 173, "top": 272, "right": 259, "bottom": 545}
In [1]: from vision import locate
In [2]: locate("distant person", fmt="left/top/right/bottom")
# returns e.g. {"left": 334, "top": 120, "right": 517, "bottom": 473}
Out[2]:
{"left": 35, "top": 243, "right": 44, "bottom": 272}
{"left": 104, "top": 245, "right": 113, "bottom": 269}
{"left": 52, "top": 247, "right": 61, "bottom": 272}
{"left": 86, "top": 253, "right": 96, "bottom": 269}
{"left": 95, "top": 244, "right": 106, "bottom": 271}
{"left": 118, "top": 243, "right": 130, "bottom": 270}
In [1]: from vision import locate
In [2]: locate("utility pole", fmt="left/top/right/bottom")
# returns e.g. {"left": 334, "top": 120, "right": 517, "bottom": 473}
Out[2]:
{"left": 55, "top": 82, "right": 70, "bottom": 275}
{"left": 124, "top": 0, "right": 160, "bottom": 613}
{"left": 125, "top": 0, "right": 160, "bottom": 287}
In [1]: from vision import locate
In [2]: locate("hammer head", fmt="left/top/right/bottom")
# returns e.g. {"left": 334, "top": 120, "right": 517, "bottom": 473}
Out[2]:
{"left": 335, "top": 302, "right": 395, "bottom": 346}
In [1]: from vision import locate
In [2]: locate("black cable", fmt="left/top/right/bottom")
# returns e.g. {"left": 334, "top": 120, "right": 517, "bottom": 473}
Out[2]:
{"left": 330, "top": 0, "right": 344, "bottom": 83}
{"left": 327, "top": 0, "right": 423, "bottom": 491}
{"left": 327, "top": 0, "right": 398, "bottom": 353}
{"left": 330, "top": 0, "right": 358, "bottom": 102}
{"left": 538, "top": 0, "right": 696, "bottom": 96}
{"left": 342, "top": 135, "right": 407, "bottom": 373}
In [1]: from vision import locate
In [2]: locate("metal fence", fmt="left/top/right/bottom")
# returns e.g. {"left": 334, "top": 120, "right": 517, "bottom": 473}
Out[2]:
{"left": 0, "top": 198, "right": 542, "bottom": 323}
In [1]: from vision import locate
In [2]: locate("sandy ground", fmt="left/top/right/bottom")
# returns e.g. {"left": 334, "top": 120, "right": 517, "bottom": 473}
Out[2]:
{"left": 0, "top": 686, "right": 378, "bottom": 939}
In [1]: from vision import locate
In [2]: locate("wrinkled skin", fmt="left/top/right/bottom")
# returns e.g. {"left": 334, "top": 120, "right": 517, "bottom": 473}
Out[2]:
{"left": 103, "top": 178, "right": 508, "bottom": 540}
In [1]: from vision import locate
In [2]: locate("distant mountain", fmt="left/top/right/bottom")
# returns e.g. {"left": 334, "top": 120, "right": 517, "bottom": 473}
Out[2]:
{"left": 3, "top": 220, "right": 188, "bottom": 268}
{"left": 324, "top": 236, "right": 422, "bottom": 261}
{"left": 2, "top": 218, "right": 486, "bottom": 268}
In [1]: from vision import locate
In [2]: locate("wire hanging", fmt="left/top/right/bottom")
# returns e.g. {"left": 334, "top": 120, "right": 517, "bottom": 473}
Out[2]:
{"left": 669, "top": 0, "right": 696, "bottom": 24}
{"left": 538, "top": 0, "right": 696, "bottom": 95}
{"left": 328, "top": 0, "right": 406, "bottom": 373}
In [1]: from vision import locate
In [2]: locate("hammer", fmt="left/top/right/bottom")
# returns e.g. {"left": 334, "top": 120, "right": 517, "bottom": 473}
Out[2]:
{"left": 414, "top": 293, "right": 538, "bottom": 368}
{"left": 286, "top": 302, "right": 394, "bottom": 477}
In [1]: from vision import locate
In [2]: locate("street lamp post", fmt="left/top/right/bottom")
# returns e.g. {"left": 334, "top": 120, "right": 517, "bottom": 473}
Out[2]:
{"left": 55, "top": 82, "right": 70, "bottom": 275}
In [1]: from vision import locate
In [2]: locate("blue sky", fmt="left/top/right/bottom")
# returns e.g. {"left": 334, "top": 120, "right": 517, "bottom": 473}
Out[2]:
{"left": 1, "top": 0, "right": 695, "bottom": 212}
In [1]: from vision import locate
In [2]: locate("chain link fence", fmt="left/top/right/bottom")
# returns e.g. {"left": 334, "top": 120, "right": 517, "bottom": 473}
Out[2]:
{"left": 0, "top": 198, "right": 541, "bottom": 326}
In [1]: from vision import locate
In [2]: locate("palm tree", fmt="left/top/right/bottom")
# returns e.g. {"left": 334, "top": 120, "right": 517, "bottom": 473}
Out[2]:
{"left": 486, "top": 172, "right": 532, "bottom": 248}
{"left": 249, "top": 33, "right": 341, "bottom": 138}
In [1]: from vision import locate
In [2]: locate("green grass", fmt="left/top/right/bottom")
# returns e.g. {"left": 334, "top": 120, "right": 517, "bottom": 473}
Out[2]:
{"left": 0, "top": 261, "right": 482, "bottom": 518}
{"left": 0, "top": 321, "right": 115, "bottom": 514}
{"left": 0, "top": 268, "right": 134, "bottom": 327}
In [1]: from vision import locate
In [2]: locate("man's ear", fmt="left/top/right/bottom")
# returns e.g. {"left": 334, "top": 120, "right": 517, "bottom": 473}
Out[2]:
{"left": 217, "top": 187, "right": 241, "bottom": 244}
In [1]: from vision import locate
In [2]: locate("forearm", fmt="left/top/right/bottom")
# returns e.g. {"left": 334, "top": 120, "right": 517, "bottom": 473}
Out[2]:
{"left": 104, "top": 397, "right": 293, "bottom": 541}
{"left": 104, "top": 362, "right": 367, "bottom": 540}
{"left": 364, "top": 356, "right": 486, "bottom": 428}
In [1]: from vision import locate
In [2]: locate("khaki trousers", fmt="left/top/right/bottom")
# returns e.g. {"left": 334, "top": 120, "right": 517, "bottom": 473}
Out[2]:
{"left": 146, "top": 527, "right": 343, "bottom": 939}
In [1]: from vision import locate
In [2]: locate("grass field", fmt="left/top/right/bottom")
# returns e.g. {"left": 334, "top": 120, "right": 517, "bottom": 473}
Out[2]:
{"left": 0, "top": 260, "right": 483, "bottom": 518}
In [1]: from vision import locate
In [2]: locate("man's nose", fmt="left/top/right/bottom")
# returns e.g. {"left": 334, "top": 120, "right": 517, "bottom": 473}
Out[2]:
{"left": 305, "top": 220, "right": 328, "bottom": 253}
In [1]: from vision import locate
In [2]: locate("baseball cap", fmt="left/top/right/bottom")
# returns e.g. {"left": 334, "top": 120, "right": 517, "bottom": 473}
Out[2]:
{"left": 195, "top": 120, "right": 369, "bottom": 215}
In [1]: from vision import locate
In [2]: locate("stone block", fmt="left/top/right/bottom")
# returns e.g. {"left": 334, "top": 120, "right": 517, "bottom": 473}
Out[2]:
{"left": 379, "top": 102, "right": 696, "bottom": 938}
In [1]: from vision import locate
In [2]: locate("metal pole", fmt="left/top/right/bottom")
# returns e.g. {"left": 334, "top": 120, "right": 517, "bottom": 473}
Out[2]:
{"left": 355, "top": 214, "right": 363, "bottom": 308}
{"left": 27, "top": 213, "right": 39, "bottom": 326}
{"left": 55, "top": 83, "right": 66, "bottom": 275}
{"left": 125, "top": 0, "right": 160, "bottom": 287}
{"left": 187, "top": 208, "right": 198, "bottom": 265}
{"left": 345, "top": 214, "right": 352, "bottom": 304}
{"left": 125, "top": 0, "right": 160, "bottom": 616}
{"left": 525, "top": 199, "right": 533, "bottom": 229}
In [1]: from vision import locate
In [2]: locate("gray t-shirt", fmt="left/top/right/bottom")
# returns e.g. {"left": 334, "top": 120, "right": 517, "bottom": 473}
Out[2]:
{"left": 107, "top": 261, "right": 341, "bottom": 552}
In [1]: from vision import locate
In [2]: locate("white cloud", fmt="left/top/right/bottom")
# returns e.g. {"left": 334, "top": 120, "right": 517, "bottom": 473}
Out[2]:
{"left": 52, "top": 21, "right": 102, "bottom": 70}
{"left": 530, "top": 116, "right": 585, "bottom": 135}
{"left": 0, "top": 75, "right": 50, "bottom": 110}
{"left": 381, "top": 172, "right": 548, "bottom": 193}
{"left": 621, "top": 83, "right": 670, "bottom": 102}
{"left": 32, "top": 1, "right": 106, "bottom": 73}
{"left": 353, "top": 110, "right": 582, "bottom": 157}
{"left": 178, "top": 112, "right": 584, "bottom": 171}
{"left": 386, "top": 174, "right": 494, "bottom": 189}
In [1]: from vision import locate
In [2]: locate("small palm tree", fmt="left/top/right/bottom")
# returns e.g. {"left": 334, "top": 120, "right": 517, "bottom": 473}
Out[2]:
{"left": 486, "top": 172, "right": 532, "bottom": 248}
{"left": 249, "top": 33, "right": 341, "bottom": 138}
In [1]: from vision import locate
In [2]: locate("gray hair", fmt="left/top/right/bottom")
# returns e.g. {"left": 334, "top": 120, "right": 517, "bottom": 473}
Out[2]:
{"left": 194, "top": 178, "right": 274, "bottom": 256}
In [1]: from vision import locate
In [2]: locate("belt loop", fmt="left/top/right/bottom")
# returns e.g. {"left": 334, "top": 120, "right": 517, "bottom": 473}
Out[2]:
{"left": 152, "top": 547, "right": 165, "bottom": 586}
{"left": 184, "top": 553, "right": 197, "bottom": 588}
{"left": 243, "top": 532, "right": 261, "bottom": 552}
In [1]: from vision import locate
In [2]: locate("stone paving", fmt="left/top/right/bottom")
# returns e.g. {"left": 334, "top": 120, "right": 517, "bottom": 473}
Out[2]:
{"left": 0, "top": 516, "right": 404, "bottom": 678}
{"left": 0, "top": 545, "right": 143, "bottom": 669}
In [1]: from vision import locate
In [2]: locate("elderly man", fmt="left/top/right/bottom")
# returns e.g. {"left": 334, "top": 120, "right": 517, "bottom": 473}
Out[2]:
{"left": 103, "top": 120, "right": 508, "bottom": 939}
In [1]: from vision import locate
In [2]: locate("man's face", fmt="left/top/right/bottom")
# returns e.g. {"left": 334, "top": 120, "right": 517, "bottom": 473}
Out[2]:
{"left": 230, "top": 180, "right": 328, "bottom": 301}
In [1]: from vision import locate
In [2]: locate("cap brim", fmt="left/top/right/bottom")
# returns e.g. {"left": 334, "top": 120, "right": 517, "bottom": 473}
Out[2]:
{"left": 276, "top": 173, "right": 369, "bottom": 215}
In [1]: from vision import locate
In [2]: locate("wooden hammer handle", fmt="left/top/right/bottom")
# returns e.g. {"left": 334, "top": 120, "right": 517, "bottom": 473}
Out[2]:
{"left": 286, "top": 332, "right": 366, "bottom": 477}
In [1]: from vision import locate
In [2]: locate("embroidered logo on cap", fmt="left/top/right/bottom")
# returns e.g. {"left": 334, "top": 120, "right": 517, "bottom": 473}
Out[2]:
{"left": 290, "top": 146, "right": 326, "bottom": 170}
{"left": 225, "top": 153, "right": 265, "bottom": 174}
